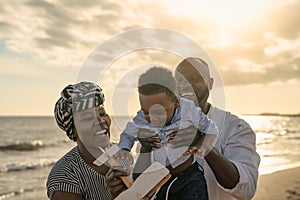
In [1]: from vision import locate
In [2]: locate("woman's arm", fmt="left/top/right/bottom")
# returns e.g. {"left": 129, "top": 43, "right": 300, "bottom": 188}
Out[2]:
{"left": 52, "top": 191, "right": 84, "bottom": 200}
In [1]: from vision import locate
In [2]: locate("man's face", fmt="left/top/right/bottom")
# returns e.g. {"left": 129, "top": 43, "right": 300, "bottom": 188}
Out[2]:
{"left": 175, "top": 61, "right": 210, "bottom": 107}
{"left": 139, "top": 92, "right": 178, "bottom": 128}
{"left": 73, "top": 105, "right": 111, "bottom": 154}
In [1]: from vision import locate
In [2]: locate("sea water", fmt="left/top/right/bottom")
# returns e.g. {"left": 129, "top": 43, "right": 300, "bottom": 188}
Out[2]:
{"left": 0, "top": 115, "right": 299, "bottom": 199}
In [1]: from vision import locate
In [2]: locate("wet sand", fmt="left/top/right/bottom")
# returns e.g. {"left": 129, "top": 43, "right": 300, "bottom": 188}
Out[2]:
{"left": 253, "top": 167, "right": 300, "bottom": 200}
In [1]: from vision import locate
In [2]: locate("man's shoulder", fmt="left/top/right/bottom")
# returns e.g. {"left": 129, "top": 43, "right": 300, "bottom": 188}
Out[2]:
{"left": 211, "top": 106, "right": 240, "bottom": 120}
{"left": 210, "top": 106, "right": 251, "bottom": 129}
{"left": 179, "top": 97, "right": 196, "bottom": 106}
{"left": 178, "top": 97, "right": 202, "bottom": 114}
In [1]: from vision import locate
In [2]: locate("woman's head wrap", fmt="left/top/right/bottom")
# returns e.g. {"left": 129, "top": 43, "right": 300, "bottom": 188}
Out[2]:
{"left": 54, "top": 81, "right": 105, "bottom": 141}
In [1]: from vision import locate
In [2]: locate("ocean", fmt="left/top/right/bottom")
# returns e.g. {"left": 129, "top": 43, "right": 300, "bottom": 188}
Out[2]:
{"left": 0, "top": 115, "right": 299, "bottom": 199}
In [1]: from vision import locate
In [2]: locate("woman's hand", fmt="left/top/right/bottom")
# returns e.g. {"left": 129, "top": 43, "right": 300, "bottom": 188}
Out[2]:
{"left": 106, "top": 169, "right": 129, "bottom": 198}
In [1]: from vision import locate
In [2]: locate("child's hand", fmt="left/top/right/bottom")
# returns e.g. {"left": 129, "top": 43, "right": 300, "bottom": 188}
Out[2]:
{"left": 137, "top": 128, "right": 161, "bottom": 151}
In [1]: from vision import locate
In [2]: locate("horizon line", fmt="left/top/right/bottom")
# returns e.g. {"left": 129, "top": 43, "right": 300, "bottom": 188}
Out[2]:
{"left": 1, "top": 112, "right": 300, "bottom": 117}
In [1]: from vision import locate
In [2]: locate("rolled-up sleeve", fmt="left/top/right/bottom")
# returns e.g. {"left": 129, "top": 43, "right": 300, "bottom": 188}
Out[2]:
{"left": 118, "top": 122, "right": 138, "bottom": 150}
{"left": 219, "top": 120, "right": 260, "bottom": 200}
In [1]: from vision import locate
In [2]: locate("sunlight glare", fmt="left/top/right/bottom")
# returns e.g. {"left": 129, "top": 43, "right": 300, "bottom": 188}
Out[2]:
{"left": 242, "top": 116, "right": 273, "bottom": 131}
{"left": 164, "top": 0, "right": 271, "bottom": 29}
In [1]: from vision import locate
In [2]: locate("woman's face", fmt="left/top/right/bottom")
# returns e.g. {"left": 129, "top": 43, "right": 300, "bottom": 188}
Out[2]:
{"left": 73, "top": 105, "right": 111, "bottom": 155}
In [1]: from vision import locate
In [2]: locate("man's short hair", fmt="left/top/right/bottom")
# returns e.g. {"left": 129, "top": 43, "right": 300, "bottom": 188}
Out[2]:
{"left": 176, "top": 57, "right": 212, "bottom": 90}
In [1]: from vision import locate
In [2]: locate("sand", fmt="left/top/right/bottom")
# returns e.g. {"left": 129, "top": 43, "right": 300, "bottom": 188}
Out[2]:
{"left": 253, "top": 167, "right": 300, "bottom": 200}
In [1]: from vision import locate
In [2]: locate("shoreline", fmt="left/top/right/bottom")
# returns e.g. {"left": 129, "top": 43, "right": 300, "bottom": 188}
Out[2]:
{"left": 253, "top": 166, "right": 300, "bottom": 200}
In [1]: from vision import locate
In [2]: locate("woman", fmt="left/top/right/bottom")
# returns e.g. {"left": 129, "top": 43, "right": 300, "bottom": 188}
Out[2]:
{"left": 47, "top": 81, "right": 128, "bottom": 200}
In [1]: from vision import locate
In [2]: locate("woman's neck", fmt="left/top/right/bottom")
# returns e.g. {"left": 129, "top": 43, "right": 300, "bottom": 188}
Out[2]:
{"left": 77, "top": 142, "right": 110, "bottom": 175}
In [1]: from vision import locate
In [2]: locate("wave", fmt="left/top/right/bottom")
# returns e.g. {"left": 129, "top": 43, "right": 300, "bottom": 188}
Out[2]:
{"left": 261, "top": 151, "right": 300, "bottom": 157}
{"left": 0, "top": 186, "right": 45, "bottom": 200}
{"left": 0, "top": 140, "right": 44, "bottom": 151}
{"left": 287, "top": 136, "right": 300, "bottom": 140}
{"left": 0, "top": 158, "right": 56, "bottom": 173}
{"left": 0, "top": 188, "right": 29, "bottom": 200}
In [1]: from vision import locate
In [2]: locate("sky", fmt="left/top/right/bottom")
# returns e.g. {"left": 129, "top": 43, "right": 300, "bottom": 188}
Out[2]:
{"left": 0, "top": 0, "right": 300, "bottom": 116}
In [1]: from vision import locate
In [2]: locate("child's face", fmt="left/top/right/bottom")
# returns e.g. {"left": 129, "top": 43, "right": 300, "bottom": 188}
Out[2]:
{"left": 139, "top": 92, "right": 178, "bottom": 127}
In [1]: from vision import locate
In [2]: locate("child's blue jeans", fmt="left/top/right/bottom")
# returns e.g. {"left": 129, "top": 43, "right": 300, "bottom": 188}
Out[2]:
{"left": 155, "top": 162, "right": 208, "bottom": 200}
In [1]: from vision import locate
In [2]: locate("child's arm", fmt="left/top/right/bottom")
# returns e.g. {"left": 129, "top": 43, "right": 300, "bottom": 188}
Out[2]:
{"left": 118, "top": 121, "right": 140, "bottom": 151}
{"left": 119, "top": 131, "right": 136, "bottom": 151}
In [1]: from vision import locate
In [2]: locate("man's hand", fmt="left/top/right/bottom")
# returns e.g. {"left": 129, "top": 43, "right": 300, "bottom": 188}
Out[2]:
{"left": 137, "top": 128, "right": 161, "bottom": 152}
{"left": 168, "top": 126, "right": 205, "bottom": 155}
{"left": 106, "top": 169, "right": 129, "bottom": 198}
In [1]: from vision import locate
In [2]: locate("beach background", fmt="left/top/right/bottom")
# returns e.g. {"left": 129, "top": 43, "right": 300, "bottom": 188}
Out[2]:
{"left": 1, "top": 1, "right": 300, "bottom": 199}
{"left": 0, "top": 115, "right": 299, "bottom": 200}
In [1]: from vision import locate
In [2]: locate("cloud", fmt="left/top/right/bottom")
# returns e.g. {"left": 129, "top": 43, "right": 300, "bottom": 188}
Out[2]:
{"left": 0, "top": 21, "right": 15, "bottom": 35}
{"left": 263, "top": 0, "right": 300, "bottom": 40}
{"left": 0, "top": 0, "right": 150, "bottom": 67}
{"left": 1, "top": 0, "right": 300, "bottom": 86}
{"left": 220, "top": 58, "right": 300, "bottom": 86}
{"left": 153, "top": 1, "right": 300, "bottom": 86}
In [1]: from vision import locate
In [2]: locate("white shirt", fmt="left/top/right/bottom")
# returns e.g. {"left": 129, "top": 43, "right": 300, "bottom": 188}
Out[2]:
{"left": 196, "top": 106, "right": 260, "bottom": 200}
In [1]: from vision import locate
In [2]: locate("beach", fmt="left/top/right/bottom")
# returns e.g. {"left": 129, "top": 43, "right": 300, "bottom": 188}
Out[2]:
{"left": 253, "top": 167, "right": 300, "bottom": 200}
{"left": 0, "top": 115, "right": 299, "bottom": 199}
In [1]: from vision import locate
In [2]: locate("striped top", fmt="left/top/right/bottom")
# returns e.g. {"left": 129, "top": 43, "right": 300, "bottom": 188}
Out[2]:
{"left": 47, "top": 146, "right": 112, "bottom": 199}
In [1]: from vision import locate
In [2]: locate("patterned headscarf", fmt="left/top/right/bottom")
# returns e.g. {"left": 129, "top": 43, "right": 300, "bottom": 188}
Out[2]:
{"left": 54, "top": 81, "right": 105, "bottom": 141}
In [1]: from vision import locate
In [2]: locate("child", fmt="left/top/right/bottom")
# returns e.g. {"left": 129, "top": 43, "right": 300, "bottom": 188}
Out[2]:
{"left": 118, "top": 66, "right": 218, "bottom": 199}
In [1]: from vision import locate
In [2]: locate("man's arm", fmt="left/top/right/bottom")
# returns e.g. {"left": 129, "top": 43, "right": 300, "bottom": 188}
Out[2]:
{"left": 215, "top": 121, "right": 260, "bottom": 199}
{"left": 168, "top": 126, "right": 239, "bottom": 188}
{"left": 204, "top": 147, "right": 239, "bottom": 189}
{"left": 169, "top": 120, "right": 260, "bottom": 199}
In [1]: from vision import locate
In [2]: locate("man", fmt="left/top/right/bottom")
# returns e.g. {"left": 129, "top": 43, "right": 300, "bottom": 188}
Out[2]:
{"left": 108, "top": 58, "right": 260, "bottom": 199}
{"left": 172, "top": 57, "right": 260, "bottom": 199}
